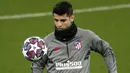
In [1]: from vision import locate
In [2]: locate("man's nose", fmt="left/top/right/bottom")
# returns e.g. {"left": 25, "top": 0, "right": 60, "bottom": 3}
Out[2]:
{"left": 57, "top": 22, "right": 62, "bottom": 27}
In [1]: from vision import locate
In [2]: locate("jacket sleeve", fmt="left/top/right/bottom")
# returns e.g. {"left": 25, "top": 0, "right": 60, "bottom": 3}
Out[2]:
{"left": 31, "top": 55, "right": 48, "bottom": 73}
{"left": 88, "top": 30, "right": 118, "bottom": 73}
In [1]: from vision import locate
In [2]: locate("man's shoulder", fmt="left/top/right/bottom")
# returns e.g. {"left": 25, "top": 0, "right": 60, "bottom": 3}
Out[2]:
{"left": 77, "top": 27, "right": 95, "bottom": 35}
{"left": 43, "top": 32, "right": 55, "bottom": 42}
{"left": 77, "top": 27, "right": 97, "bottom": 40}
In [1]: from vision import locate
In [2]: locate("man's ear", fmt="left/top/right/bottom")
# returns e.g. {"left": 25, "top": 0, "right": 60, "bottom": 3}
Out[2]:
{"left": 70, "top": 15, "right": 74, "bottom": 22}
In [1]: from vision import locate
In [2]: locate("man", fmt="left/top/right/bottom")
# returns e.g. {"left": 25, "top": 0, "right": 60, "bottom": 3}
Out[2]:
{"left": 31, "top": 1, "right": 118, "bottom": 73}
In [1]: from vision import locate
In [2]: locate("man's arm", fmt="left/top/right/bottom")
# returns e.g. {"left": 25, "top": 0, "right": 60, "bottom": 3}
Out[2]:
{"left": 88, "top": 30, "right": 118, "bottom": 73}
{"left": 31, "top": 55, "right": 48, "bottom": 73}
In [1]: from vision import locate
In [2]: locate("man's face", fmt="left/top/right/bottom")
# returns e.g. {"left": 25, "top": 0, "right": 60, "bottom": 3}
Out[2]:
{"left": 53, "top": 13, "right": 74, "bottom": 30}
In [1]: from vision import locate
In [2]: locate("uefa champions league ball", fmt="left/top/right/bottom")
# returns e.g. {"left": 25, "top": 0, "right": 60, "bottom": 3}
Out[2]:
{"left": 22, "top": 36, "right": 47, "bottom": 61}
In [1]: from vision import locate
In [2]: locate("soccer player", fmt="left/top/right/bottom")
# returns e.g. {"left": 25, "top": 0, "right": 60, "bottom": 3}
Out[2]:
{"left": 31, "top": 1, "right": 118, "bottom": 73}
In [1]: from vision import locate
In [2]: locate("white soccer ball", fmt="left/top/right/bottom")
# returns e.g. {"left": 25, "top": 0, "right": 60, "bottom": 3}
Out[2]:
{"left": 22, "top": 36, "right": 47, "bottom": 61}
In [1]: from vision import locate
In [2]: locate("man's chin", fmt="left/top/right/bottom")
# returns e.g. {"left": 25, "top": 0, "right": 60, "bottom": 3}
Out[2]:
{"left": 57, "top": 28, "right": 66, "bottom": 31}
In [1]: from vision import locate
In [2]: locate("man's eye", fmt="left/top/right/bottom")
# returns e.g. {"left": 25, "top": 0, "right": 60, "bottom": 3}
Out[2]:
{"left": 60, "top": 19, "right": 66, "bottom": 22}
{"left": 54, "top": 19, "right": 58, "bottom": 22}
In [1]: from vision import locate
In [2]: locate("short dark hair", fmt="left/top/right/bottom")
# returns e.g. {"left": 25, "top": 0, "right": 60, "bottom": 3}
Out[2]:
{"left": 52, "top": 1, "right": 73, "bottom": 16}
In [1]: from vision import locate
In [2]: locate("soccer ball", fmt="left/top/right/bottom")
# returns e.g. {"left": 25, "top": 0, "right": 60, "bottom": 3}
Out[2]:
{"left": 22, "top": 36, "right": 47, "bottom": 61}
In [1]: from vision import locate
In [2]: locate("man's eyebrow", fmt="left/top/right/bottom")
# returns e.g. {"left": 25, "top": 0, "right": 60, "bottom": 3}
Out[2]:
{"left": 54, "top": 19, "right": 58, "bottom": 21}
{"left": 54, "top": 18, "right": 67, "bottom": 20}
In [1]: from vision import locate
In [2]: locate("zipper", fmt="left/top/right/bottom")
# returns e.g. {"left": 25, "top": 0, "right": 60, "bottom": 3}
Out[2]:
{"left": 66, "top": 42, "right": 69, "bottom": 58}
